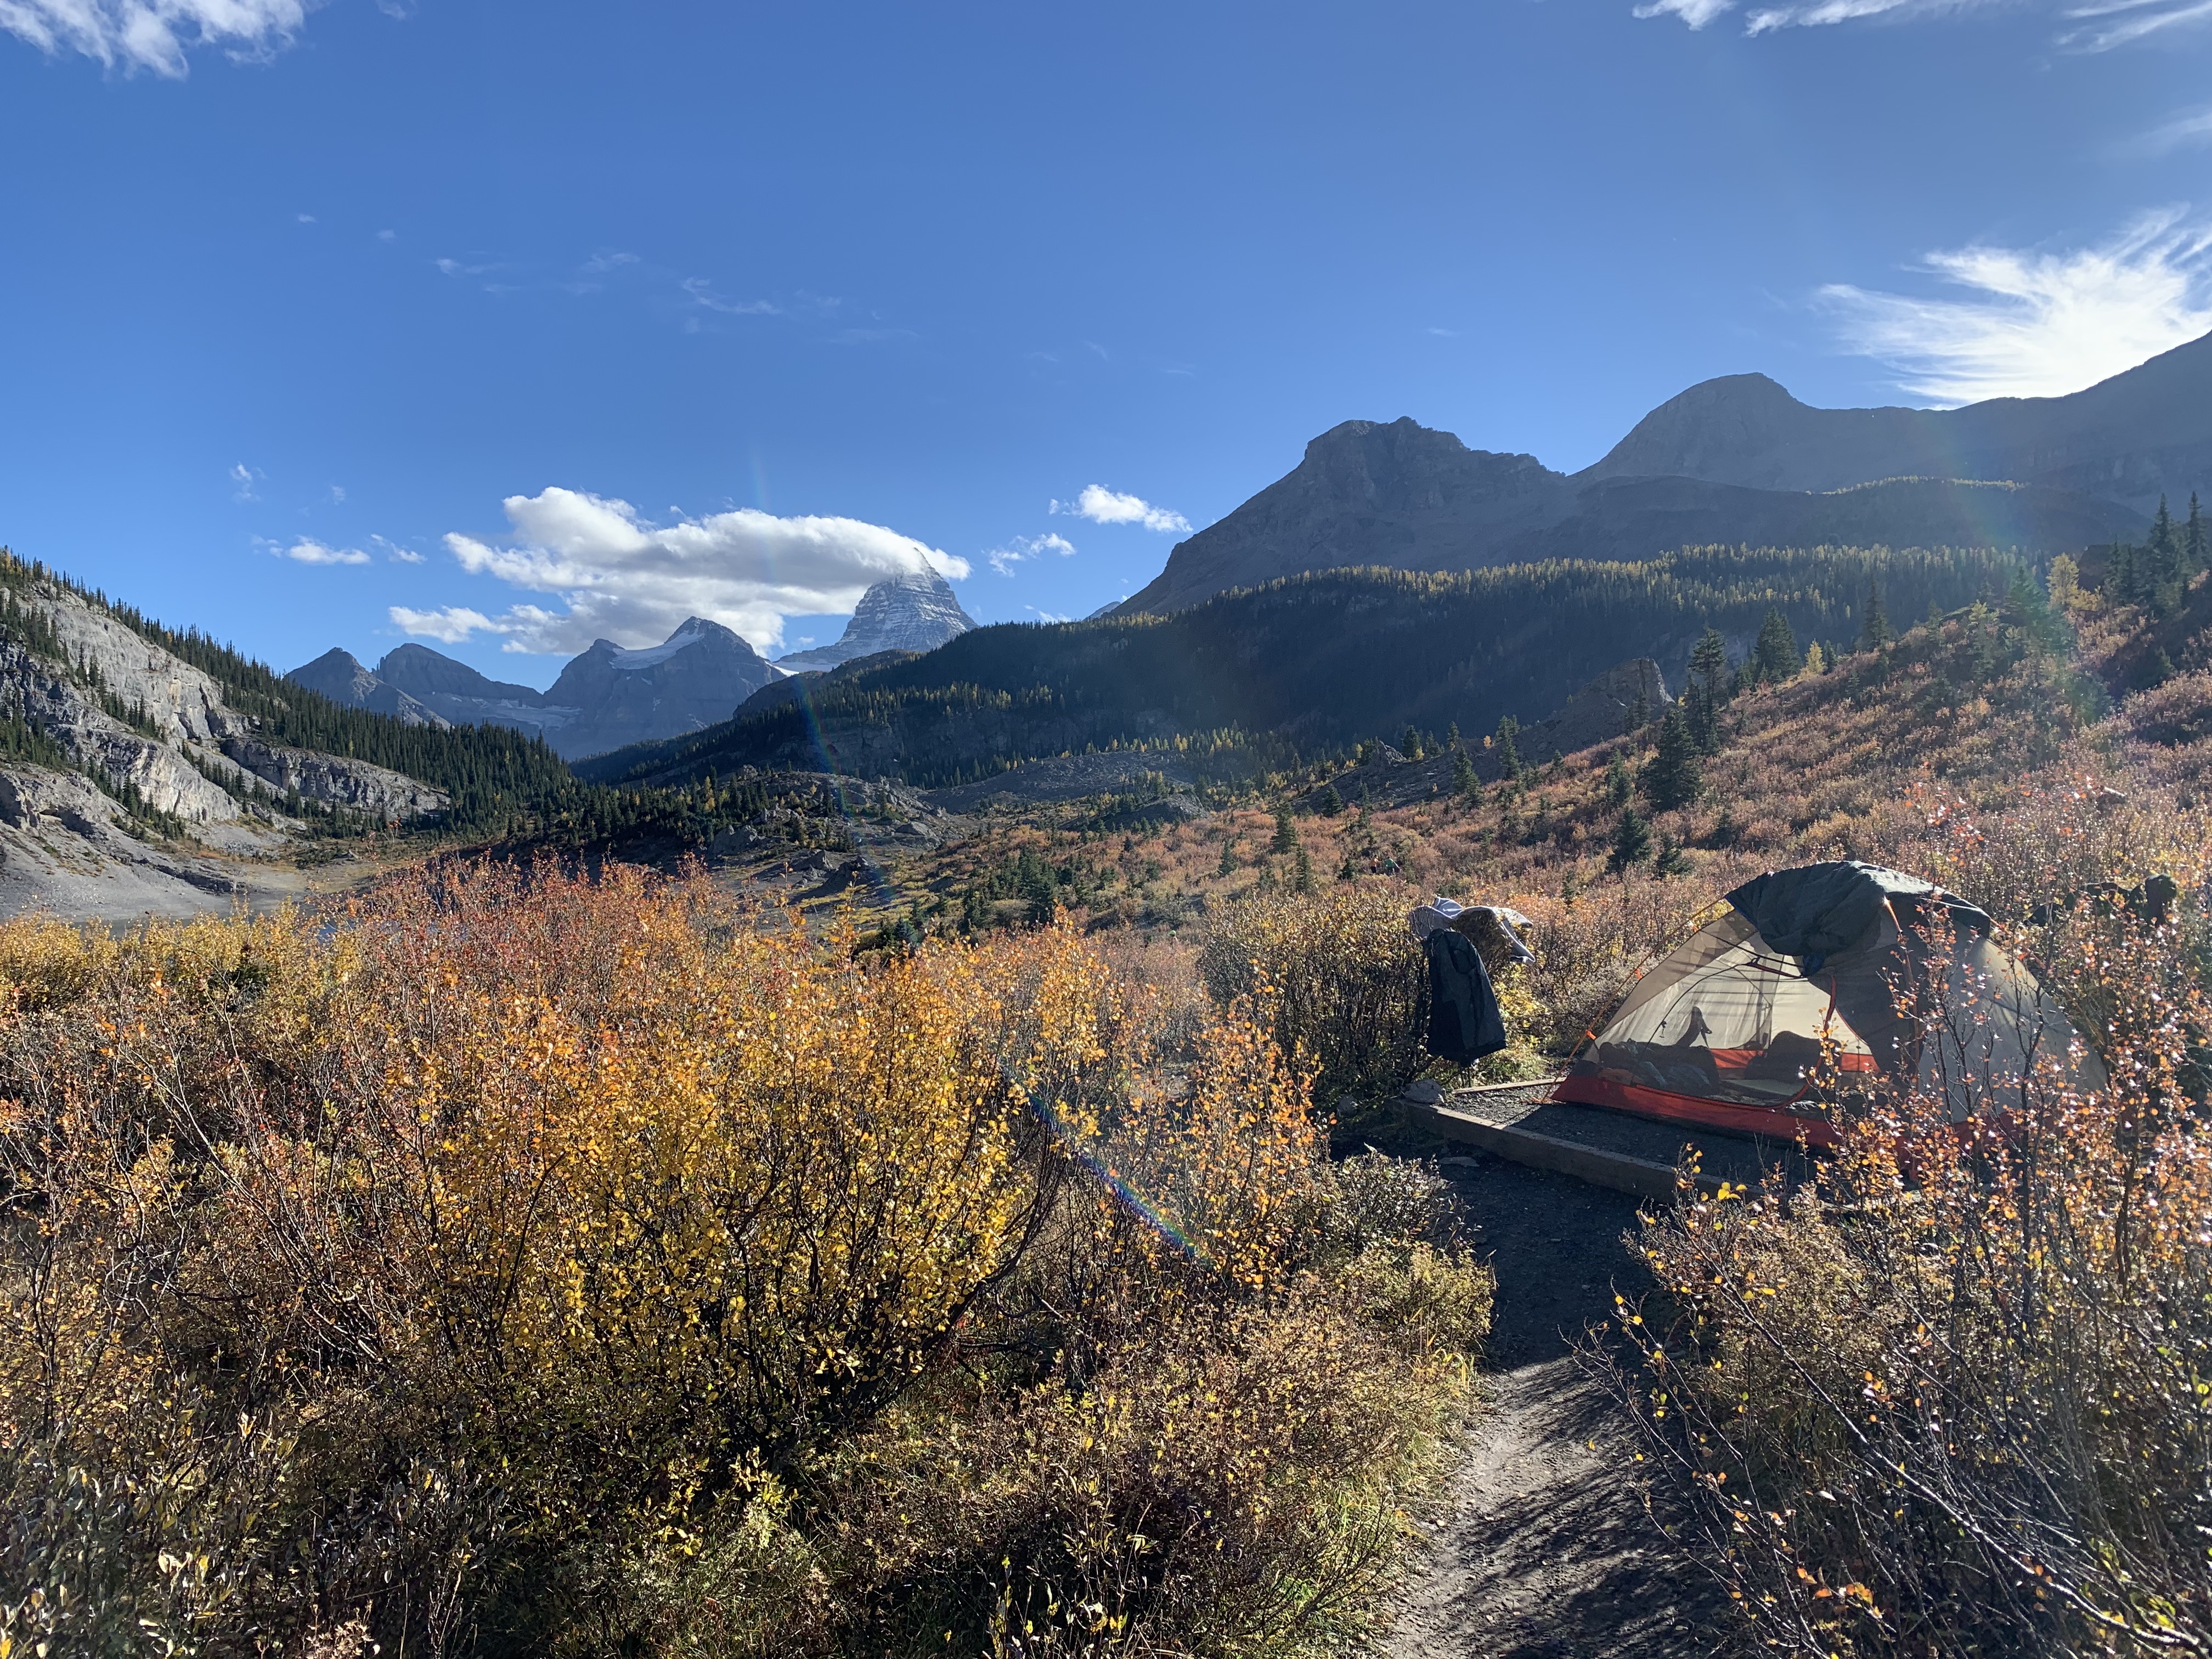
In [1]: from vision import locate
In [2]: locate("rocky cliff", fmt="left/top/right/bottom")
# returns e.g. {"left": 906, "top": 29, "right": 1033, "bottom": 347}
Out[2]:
{"left": 0, "top": 561, "right": 454, "bottom": 918}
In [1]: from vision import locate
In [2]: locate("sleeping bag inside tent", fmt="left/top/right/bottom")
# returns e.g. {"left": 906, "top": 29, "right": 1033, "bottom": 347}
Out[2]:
{"left": 1554, "top": 861, "right": 2106, "bottom": 1146}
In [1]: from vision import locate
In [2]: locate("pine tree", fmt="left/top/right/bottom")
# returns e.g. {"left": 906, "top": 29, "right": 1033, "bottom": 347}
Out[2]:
{"left": 2110, "top": 537, "right": 2137, "bottom": 608}
{"left": 1494, "top": 716, "right": 1523, "bottom": 783}
{"left": 1272, "top": 803, "right": 1299, "bottom": 854}
{"left": 1401, "top": 725, "right": 1424, "bottom": 760}
{"left": 1859, "top": 581, "right": 1893, "bottom": 651}
{"left": 1216, "top": 837, "right": 1237, "bottom": 877}
{"left": 1653, "top": 834, "right": 1691, "bottom": 878}
{"left": 1318, "top": 781, "right": 1344, "bottom": 815}
{"left": 1639, "top": 702, "right": 1703, "bottom": 811}
{"left": 2148, "top": 496, "right": 2182, "bottom": 614}
{"left": 1685, "top": 626, "right": 1728, "bottom": 754}
{"left": 1293, "top": 845, "right": 1314, "bottom": 894}
{"left": 1604, "top": 752, "right": 1633, "bottom": 809}
{"left": 1452, "top": 747, "right": 1477, "bottom": 798}
{"left": 1752, "top": 608, "right": 1799, "bottom": 684}
{"left": 2190, "top": 494, "right": 2207, "bottom": 581}
{"left": 1610, "top": 804, "right": 1652, "bottom": 873}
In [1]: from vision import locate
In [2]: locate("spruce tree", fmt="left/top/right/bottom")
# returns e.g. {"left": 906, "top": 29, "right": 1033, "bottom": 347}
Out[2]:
{"left": 2148, "top": 496, "right": 2181, "bottom": 614}
{"left": 1494, "top": 715, "right": 1523, "bottom": 783}
{"left": 1452, "top": 747, "right": 1477, "bottom": 797}
{"left": 1604, "top": 752, "right": 1633, "bottom": 809}
{"left": 1639, "top": 702, "right": 1703, "bottom": 811}
{"left": 1859, "top": 581, "right": 1893, "bottom": 651}
{"left": 1318, "top": 781, "right": 1344, "bottom": 815}
{"left": 1685, "top": 626, "right": 1728, "bottom": 753}
{"left": 1271, "top": 803, "right": 1299, "bottom": 855}
{"left": 1610, "top": 803, "right": 1652, "bottom": 872}
{"left": 1752, "top": 608, "right": 1799, "bottom": 684}
{"left": 2190, "top": 494, "right": 2207, "bottom": 581}
{"left": 1401, "top": 725, "right": 1423, "bottom": 760}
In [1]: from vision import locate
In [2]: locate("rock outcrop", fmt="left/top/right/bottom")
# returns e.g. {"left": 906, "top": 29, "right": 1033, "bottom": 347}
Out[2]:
{"left": 775, "top": 568, "right": 977, "bottom": 673}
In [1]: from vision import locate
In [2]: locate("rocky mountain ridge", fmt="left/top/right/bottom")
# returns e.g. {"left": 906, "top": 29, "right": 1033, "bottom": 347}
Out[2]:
{"left": 292, "top": 617, "right": 783, "bottom": 759}
{"left": 1120, "top": 333, "right": 2206, "bottom": 614}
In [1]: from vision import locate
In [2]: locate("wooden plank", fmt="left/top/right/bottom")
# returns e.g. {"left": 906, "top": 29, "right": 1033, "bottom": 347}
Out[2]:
{"left": 1407, "top": 1101, "right": 1724, "bottom": 1203}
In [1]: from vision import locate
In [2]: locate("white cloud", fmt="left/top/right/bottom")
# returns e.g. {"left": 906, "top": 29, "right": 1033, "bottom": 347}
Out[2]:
{"left": 1820, "top": 210, "right": 2212, "bottom": 404}
{"left": 424, "top": 488, "right": 969, "bottom": 656}
{"left": 329, "top": 483, "right": 345, "bottom": 503}
{"left": 372, "top": 535, "right": 424, "bottom": 564}
{"left": 272, "top": 537, "right": 370, "bottom": 567}
{"left": 987, "top": 532, "right": 1077, "bottom": 578}
{"left": 1049, "top": 485, "right": 1192, "bottom": 534}
{"left": 229, "top": 462, "right": 260, "bottom": 503}
{"left": 391, "top": 606, "right": 496, "bottom": 644}
{"left": 0, "top": 0, "right": 313, "bottom": 76}
{"left": 1025, "top": 606, "right": 1073, "bottom": 623}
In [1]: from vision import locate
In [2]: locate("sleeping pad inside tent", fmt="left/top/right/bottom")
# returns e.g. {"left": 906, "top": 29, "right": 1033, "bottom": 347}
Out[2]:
{"left": 1554, "top": 861, "right": 2106, "bottom": 1146}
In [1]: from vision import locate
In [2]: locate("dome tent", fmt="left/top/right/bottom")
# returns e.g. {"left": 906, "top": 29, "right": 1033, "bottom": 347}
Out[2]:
{"left": 1554, "top": 860, "right": 2106, "bottom": 1147}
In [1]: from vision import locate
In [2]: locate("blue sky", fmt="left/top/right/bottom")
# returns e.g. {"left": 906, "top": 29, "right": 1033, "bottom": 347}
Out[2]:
{"left": 1, "top": 0, "right": 2208, "bottom": 685}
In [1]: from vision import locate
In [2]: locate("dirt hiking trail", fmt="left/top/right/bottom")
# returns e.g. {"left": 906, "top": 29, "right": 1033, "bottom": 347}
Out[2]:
{"left": 1383, "top": 1155, "right": 1718, "bottom": 1659}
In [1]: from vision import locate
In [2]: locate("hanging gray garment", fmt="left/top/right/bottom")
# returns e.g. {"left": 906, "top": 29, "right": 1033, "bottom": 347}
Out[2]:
{"left": 1424, "top": 928, "right": 1508, "bottom": 1064}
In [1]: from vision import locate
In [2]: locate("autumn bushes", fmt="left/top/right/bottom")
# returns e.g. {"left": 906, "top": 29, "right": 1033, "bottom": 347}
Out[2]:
{"left": 0, "top": 864, "right": 1487, "bottom": 1657}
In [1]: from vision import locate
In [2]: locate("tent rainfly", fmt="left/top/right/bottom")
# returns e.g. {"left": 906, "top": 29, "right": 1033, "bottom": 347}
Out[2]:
{"left": 1553, "top": 860, "right": 2107, "bottom": 1146}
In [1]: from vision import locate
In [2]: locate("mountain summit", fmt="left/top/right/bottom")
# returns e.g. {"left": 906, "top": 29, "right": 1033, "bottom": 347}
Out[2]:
{"left": 777, "top": 567, "right": 976, "bottom": 673}
{"left": 1120, "top": 333, "right": 2208, "bottom": 614}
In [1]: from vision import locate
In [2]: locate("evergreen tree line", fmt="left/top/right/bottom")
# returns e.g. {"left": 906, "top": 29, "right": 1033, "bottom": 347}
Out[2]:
{"left": 2100, "top": 494, "right": 2207, "bottom": 617}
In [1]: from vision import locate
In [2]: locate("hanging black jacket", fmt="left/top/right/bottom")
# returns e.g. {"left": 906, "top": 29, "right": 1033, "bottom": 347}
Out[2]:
{"left": 1423, "top": 927, "right": 1508, "bottom": 1064}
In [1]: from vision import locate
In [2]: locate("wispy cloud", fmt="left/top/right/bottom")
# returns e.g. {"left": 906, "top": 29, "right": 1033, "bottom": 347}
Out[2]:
{"left": 1820, "top": 209, "right": 2212, "bottom": 404}
{"left": 1632, "top": 0, "right": 1740, "bottom": 26}
{"left": 415, "top": 488, "right": 970, "bottom": 655}
{"left": 229, "top": 463, "right": 261, "bottom": 503}
{"left": 681, "top": 277, "right": 780, "bottom": 317}
{"left": 269, "top": 537, "right": 370, "bottom": 567}
{"left": 372, "top": 535, "right": 424, "bottom": 565}
{"left": 0, "top": 0, "right": 314, "bottom": 76}
{"left": 986, "top": 532, "right": 1077, "bottom": 578}
{"left": 2126, "top": 106, "right": 2212, "bottom": 154}
{"left": 1024, "top": 606, "right": 1073, "bottom": 623}
{"left": 2059, "top": 0, "right": 2212, "bottom": 48}
{"left": 1050, "top": 486, "right": 1192, "bottom": 535}
{"left": 1634, "top": 0, "right": 2211, "bottom": 42}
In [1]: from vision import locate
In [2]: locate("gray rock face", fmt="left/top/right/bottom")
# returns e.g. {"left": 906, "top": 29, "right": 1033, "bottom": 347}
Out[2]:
{"left": 542, "top": 618, "right": 783, "bottom": 758}
{"left": 0, "top": 581, "right": 451, "bottom": 845}
{"left": 1122, "top": 336, "right": 2207, "bottom": 613}
{"left": 288, "top": 648, "right": 452, "bottom": 729}
{"left": 775, "top": 568, "right": 976, "bottom": 673}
